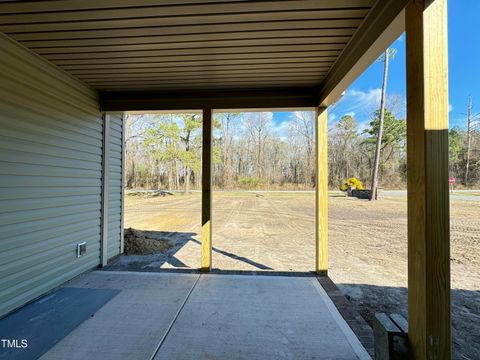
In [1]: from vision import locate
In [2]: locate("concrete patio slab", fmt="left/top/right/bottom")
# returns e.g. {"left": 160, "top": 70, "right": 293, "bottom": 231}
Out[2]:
{"left": 154, "top": 274, "right": 370, "bottom": 360}
{"left": 0, "top": 287, "right": 119, "bottom": 360}
{"left": 35, "top": 271, "right": 369, "bottom": 360}
{"left": 40, "top": 271, "right": 198, "bottom": 360}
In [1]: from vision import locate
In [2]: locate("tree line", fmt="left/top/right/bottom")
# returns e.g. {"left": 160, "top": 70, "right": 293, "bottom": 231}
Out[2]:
{"left": 124, "top": 104, "right": 480, "bottom": 192}
{"left": 125, "top": 111, "right": 314, "bottom": 191}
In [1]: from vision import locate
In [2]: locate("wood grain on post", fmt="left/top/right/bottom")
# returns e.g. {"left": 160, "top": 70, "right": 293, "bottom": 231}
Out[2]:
{"left": 406, "top": 0, "right": 451, "bottom": 358}
{"left": 316, "top": 107, "right": 328, "bottom": 276}
{"left": 201, "top": 108, "right": 212, "bottom": 271}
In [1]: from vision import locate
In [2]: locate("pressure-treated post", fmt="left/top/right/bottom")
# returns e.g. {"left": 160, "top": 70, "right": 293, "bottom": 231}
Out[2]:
{"left": 315, "top": 106, "right": 328, "bottom": 276}
{"left": 201, "top": 108, "right": 213, "bottom": 271}
{"left": 406, "top": 0, "right": 451, "bottom": 358}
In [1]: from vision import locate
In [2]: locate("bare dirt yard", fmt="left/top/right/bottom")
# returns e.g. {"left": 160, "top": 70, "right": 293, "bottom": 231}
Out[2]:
{"left": 119, "top": 191, "right": 480, "bottom": 359}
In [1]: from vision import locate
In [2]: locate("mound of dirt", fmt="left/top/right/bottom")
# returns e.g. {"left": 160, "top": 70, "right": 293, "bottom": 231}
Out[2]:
{"left": 126, "top": 190, "right": 174, "bottom": 199}
{"left": 124, "top": 228, "right": 174, "bottom": 255}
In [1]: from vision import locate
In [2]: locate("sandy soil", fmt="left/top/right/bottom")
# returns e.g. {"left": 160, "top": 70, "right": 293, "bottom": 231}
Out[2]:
{"left": 123, "top": 228, "right": 174, "bottom": 255}
{"left": 121, "top": 191, "right": 480, "bottom": 359}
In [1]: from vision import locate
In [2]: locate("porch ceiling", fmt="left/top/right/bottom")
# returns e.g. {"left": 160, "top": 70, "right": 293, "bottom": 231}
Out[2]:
{"left": 0, "top": 0, "right": 406, "bottom": 108}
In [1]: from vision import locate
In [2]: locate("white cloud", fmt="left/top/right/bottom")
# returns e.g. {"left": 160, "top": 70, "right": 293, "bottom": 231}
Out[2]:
{"left": 328, "top": 112, "right": 337, "bottom": 121}
{"left": 448, "top": 104, "right": 454, "bottom": 112}
{"left": 332, "top": 88, "right": 407, "bottom": 125}
{"left": 358, "top": 119, "right": 373, "bottom": 132}
{"left": 347, "top": 88, "right": 382, "bottom": 107}
{"left": 327, "top": 112, "right": 337, "bottom": 127}
{"left": 330, "top": 88, "right": 383, "bottom": 123}
{"left": 273, "top": 120, "right": 290, "bottom": 140}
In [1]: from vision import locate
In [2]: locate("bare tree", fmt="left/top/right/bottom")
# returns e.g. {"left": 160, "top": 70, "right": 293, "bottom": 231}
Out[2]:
{"left": 245, "top": 112, "right": 273, "bottom": 180}
{"left": 289, "top": 111, "right": 315, "bottom": 186}
{"left": 216, "top": 113, "right": 240, "bottom": 188}
{"left": 464, "top": 97, "right": 480, "bottom": 186}
{"left": 465, "top": 96, "right": 473, "bottom": 186}
{"left": 329, "top": 115, "right": 359, "bottom": 184}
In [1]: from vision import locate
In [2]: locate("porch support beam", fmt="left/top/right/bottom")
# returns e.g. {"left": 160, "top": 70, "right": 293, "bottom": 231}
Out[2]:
{"left": 406, "top": 0, "right": 451, "bottom": 358}
{"left": 201, "top": 108, "right": 213, "bottom": 272}
{"left": 100, "top": 87, "right": 318, "bottom": 112}
{"left": 315, "top": 106, "right": 328, "bottom": 275}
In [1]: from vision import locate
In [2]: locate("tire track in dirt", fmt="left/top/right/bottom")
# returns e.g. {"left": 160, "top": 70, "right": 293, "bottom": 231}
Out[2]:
{"left": 263, "top": 195, "right": 312, "bottom": 237}
{"left": 255, "top": 194, "right": 314, "bottom": 271}
{"left": 125, "top": 195, "right": 201, "bottom": 231}
{"left": 213, "top": 196, "right": 245, "bottom": 235}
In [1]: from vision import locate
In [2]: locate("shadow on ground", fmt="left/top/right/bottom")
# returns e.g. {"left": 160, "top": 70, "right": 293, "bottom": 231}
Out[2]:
{"left": 108, "top": 229, "right": 272, "bottom": 271}
{"left": 337, "top": 283, "right": 480, "bottom": 360}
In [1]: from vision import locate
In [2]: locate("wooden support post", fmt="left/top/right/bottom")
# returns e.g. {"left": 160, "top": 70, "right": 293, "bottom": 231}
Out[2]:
{"left": 101, "top": 113, "right": 110, "bottom": 267}
{"left": 315, "top": 107, "right": 328, "bottom": 276}
{"left": 406, "top": 0, "right": 451, "bottom": 358}
{"left": 201, "top": 108, "right": 213, "bottom": 271}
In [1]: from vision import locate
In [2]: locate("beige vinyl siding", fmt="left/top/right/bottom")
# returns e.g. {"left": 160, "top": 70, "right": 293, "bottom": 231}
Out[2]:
{"left": 0, "top": 33, "right": 102, "bottom": 317}
{"left": 107, "top": 114, "right": 123, "bottom": 259}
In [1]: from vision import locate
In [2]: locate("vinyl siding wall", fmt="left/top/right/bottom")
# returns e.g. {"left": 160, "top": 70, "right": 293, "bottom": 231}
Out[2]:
{"left": 107, "top": 114, "right": 123, "bottom": 259}
{"left": 0, "top": 33, "right": 123, "bottom": 317}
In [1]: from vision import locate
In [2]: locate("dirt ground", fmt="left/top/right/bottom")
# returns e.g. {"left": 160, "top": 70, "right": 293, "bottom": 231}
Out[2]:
{"left": 120, "top": 191, "right": 480, "bottom": 359}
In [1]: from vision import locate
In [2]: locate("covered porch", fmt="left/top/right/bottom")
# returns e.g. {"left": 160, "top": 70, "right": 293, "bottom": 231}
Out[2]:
{"left": 0, "top": 0, "right": 451, "bottom": 359}
{"left": 4, "top": 271, "right": 370, "bottom": 360}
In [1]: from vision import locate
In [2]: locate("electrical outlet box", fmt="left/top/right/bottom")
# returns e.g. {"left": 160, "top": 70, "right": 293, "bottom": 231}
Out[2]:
{"left": 77, "top": 242, "right": 87, "bottom": 257}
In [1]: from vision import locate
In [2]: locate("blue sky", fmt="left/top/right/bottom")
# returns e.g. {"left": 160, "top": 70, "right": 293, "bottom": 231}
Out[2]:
{"left": 272, "top": 0, "right": 479, "bottom": 132}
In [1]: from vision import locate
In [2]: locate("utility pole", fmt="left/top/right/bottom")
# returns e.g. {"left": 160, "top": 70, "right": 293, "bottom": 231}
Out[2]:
{"left": 370, "top": 49, "right": 390, "bottom": 201}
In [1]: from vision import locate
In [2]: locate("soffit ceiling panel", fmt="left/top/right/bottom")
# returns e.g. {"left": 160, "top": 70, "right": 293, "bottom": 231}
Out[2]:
{"left": 0, "top": 0, "right": 376, "bottom": 92}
